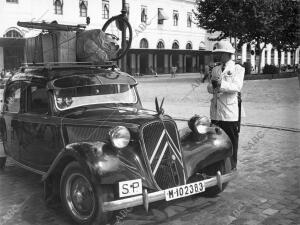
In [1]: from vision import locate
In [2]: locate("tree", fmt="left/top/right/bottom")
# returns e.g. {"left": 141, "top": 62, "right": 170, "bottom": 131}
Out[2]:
{"left": 194, "top": 0, "right": 279, "bottom": 74}
{"left": 269, "top": 0, "right": 300, "bottom": 71}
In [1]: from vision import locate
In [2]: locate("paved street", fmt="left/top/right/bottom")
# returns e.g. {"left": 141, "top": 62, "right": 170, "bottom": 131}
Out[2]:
{"left": 0, "top": 76, "right": 299, "bottom": 225}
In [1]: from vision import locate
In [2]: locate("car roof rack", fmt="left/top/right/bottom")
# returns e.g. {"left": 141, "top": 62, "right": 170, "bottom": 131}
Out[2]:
{"left": 20, "top": 61, "right": 118, "bottom": 70}
{"left": 17, "top": 21, "right": 86, "bottom": 32}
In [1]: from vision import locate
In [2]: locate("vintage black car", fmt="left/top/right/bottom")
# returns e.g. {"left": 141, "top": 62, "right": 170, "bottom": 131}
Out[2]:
{"left": 0, "top": 63, "right": 237, "bottom": 225}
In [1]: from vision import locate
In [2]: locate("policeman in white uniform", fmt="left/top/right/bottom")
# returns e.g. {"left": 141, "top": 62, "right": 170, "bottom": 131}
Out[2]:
{"left": 207, "top": 40, "right": 245, "bottom": 169}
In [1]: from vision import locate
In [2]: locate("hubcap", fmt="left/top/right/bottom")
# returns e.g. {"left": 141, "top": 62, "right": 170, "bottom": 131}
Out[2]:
{"left": 65, "top": 173, "right": 95, "bottom": 220}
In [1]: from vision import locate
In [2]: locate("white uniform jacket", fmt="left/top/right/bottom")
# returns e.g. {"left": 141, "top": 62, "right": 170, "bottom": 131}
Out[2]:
{"left": 207, "top": 60, "right": 245, "bottom": 121}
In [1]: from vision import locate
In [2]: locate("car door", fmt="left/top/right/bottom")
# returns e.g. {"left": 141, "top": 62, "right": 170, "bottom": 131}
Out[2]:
{"left": 18, "top": 82, "right": 63, "bottom": 172}
{"left": 1, "top": 81, "right": 22, "bottom": 161}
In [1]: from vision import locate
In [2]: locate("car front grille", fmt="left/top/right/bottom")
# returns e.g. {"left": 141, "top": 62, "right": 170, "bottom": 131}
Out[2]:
{"left": 141, "top": 120, "right": 185, "bottom": 189}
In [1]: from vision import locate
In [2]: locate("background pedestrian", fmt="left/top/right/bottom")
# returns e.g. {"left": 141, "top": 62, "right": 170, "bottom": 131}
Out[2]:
{"left": 150, "top": 66, "right": 158, "bottom": 77}
{"left": 171, "top": 66, "right": 177, "bottom": 78}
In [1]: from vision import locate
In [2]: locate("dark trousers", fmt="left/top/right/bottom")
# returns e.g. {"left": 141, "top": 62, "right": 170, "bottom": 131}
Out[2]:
{"left": 211, "top": 120, "right": 239, "bottom": 169}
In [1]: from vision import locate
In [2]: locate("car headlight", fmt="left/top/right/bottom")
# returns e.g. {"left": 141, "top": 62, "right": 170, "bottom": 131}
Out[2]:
{"left": 188, "top": 115, "right": 210, "bottom": 134}
{"left": 109, "top": 126, "right": 131, "bottom": 148}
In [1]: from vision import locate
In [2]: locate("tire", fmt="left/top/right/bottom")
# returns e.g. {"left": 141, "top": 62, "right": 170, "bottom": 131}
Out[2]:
{"left": 0, "top": 157, "right": 6, "bottom": 170}
{"left": 102, "top": 15, "right": 133, "bottom": 61}
{"left": 60, "top": 161, "right": 113, "bottom": 225}
{"left": 201, "top": 157, "right": 231, "bottom": 197}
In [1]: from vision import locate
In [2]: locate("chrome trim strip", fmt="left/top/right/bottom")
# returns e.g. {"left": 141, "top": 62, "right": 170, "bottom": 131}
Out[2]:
{"left": 168, "top": 143, "right": 183, "bottom": 167}
{"left": 153, "top": 142, "right": 168, "bottom": 175}
{"left": 149, "top": 130, "right": 166, "bottom": 163}
{"left": 165, "top": 130, "right": 183, "bottom": 165}
{"left": 9, "top": 157, "right": 46, "bottom": 176}
{"left": 103, "top": 170, "right": 238, "bottom": 212}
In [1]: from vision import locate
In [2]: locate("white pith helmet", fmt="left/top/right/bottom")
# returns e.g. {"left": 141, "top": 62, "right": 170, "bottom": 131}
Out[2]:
{"left": 212, "top": 40, "right": 235, "bottom": 54}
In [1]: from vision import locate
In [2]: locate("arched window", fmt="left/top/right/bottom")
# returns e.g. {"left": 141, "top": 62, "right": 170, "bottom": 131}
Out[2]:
{"left": 140, "top": 38, "right": 149, "bottom": 48}
{"left": 79, "top": 1, "right": 87, "bottom": 17}
{"left": 199, "top": 42, "right": 206, "bottom": 50}
{"left": 157, "top": 40, "right": 165, "bottom": 49}
{"left": 172, "top": 41, "right": 179, "bottom": 49}
{"left": 54, "top": 0, "right": 63, "bottom": 15}
{"left": 186, "top": 42, "right": 193, "bottom": 50}
{"left": 4, "top": 29, "right": 23, "bottom": 38}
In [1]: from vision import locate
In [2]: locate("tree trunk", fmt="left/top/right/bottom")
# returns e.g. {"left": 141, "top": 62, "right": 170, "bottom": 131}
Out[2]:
{"left": 293, "top": 49, "right": 296, "bottom": 72}
{"left": 258, "top": 51, "right": 262, "bottom": 74}
{"left": 277, "top": 48, "right": 282, "bottom": 72}
{"left": 256, "top": 42, "right": 265, "bottom": 74}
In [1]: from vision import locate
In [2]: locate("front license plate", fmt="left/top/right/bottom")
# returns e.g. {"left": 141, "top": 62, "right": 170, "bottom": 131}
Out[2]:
{"left": 119, "top": 179, "right": 142, "bottom": 198}
{"left": 165, "top": 181, "right": 205, "bottom": 201}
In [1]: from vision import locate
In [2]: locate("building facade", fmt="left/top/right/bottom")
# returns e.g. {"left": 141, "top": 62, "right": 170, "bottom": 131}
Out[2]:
{"left": 0, "top": 0, "right": 299, "bottom": 74}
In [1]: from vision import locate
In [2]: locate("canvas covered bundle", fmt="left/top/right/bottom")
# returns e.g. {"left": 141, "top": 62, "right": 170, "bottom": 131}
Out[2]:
{"left": 76, "top": 29, "right": 119, "bottom": 64}
{"left": 25, "top": 29, "right": 119, "bottom": 64}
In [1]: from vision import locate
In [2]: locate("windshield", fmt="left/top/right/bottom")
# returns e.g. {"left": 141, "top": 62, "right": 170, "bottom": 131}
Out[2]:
{"left": 53, "top": 84, "right": 137, "bottom": 111}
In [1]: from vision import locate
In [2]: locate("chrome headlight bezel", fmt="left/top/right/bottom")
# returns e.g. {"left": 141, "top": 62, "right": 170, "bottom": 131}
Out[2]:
{"left": 188, "top": 115, "right": 210, "bottom": 134}
{"left": 109, "top": 126, "right": 131, "bottom": 149}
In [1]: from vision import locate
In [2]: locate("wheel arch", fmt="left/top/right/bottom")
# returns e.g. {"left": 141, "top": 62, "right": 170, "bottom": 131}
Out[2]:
{"left": 42, "top": 141, "right": 110, "bottom": 202}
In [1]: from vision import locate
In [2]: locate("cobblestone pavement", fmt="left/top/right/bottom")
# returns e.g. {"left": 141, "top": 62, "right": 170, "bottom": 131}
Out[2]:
{"left": 0, "top": 77, "right": 299, "bottom": 225}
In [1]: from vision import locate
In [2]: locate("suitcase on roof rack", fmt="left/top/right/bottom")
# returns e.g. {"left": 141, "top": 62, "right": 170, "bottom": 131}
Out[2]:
{"left": 25, "top": 31, "right": 76, "bottom": 63}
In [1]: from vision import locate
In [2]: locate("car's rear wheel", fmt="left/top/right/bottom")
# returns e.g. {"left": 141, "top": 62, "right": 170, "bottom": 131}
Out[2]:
{"left": 0, "top": 157, "right": 6, "bottom": 170}
{"left": 60, "top": 161, "right": 113, "bottom": 225}
{"left": 201, "top": 157, "right": 231, "bottom": 197}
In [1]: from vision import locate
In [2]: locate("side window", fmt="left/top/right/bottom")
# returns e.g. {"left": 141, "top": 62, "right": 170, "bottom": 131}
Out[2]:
{"left": 4, "top": 83, "right": 21, "bottom": 113}
{"left": 27, "top": 84, "right": 49, "bottom": 114}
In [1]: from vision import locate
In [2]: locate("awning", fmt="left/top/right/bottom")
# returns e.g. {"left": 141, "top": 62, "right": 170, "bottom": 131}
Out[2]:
{"left": 0, "top": 38, "right": 25, "bottom": 47}
{"left": 158, "top": 9, "right": 169, "bottom": 20}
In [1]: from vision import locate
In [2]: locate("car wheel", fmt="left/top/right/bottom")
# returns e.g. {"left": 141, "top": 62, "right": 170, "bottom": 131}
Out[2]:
{"left": 201, "top": 157, "right": 231, "bottom": 197}
{"left": 60, "top": 161, "right": 113, "bottom": 225}
{"left": 0, "top": 157, "right": 6, "bottom": 170}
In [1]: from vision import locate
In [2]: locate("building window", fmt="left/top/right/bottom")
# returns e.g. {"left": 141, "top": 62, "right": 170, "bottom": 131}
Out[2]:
{"left": 140, "top": 38, "right": 149, "bottom": 48}
{"left": 172, "top": 41, "right": 179, "bottom": 49}
{"left": 125, "top": 3, "right": 129, "bottom": 18}
{"left": 6, "top": 0, "right": 18, "bottom": 3}
{"left": 141, "top": 6, "right": 147, "bottom": 23}
{"left": 199, "top": 41, "right": 206, "bottom": 50}
{"left": 54, "top": 0, "right": 63, "bottom": 15}
{"left": 79, "top": 0, "right": 87, "bottom": 17}
{"left": 186, "top": 42, "right": 193, "bottom": 50}
{"left": 4, "top": 29, "right": 23, "bottom": 38}
{"left": 173, "top": 10, "right": 179, "bottom": 26}
{"left": 102, "top": 0, "right": 109, "bottom": 19}
{"left": 158, "top": 8, "right": 169, "bottom": 24}
{"left": 187, "top": 12, "right": 192, "bottom": 27}
{"left": 79, "top": 1, "right": 87, "bottom": 17}
{"left": 158, "top": 8, "right": 164, "bottom": 24}
{"left": 157, "top": 40, "right": 165, "bottom": 49}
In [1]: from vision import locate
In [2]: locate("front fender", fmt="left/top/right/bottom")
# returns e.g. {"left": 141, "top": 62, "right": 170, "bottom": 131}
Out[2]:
{"left": 181, "top": 126, "right": 232, "bottom": 178}
{"left": 42, "top": 141, "right": 155, "bottom": 189}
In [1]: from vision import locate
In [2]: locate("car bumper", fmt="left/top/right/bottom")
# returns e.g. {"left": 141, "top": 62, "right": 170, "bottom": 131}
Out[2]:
{"left": 103, "top": 170, "right": 238, "bottom": 212}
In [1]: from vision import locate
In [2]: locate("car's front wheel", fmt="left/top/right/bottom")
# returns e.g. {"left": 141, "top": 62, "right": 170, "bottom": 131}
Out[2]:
{"left": 201, "top": 157, "right": 231, "bottom": 197}
{"left": 60, "top": 161, "right": 113, "bottom": 225}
